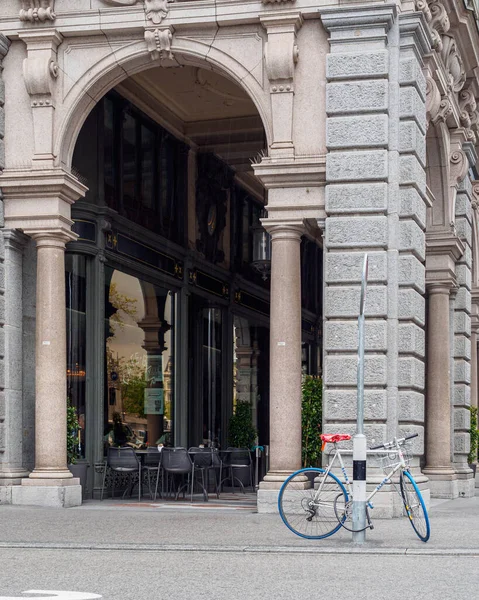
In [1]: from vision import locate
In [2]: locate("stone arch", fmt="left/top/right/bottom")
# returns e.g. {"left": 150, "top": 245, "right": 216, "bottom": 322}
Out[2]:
{"left": 57, "top": 37, "right": 272, "bottom": 170}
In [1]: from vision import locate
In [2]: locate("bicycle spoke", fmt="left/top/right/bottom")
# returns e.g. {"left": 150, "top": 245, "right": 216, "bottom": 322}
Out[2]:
{"left": 278, "top": 468, "right": 348, "bottom": 540}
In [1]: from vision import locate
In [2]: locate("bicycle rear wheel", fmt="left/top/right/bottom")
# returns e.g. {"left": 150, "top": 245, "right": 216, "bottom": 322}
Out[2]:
{"left": 278, "top": 468, "right": 348, "bottom": 540}
{"left": 400, "top": 470, "right": 430, "bottom": 542}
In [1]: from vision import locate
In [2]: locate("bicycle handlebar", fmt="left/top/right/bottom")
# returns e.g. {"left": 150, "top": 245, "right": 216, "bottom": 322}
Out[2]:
{"left": 370, "top": 432, "right": 418, "bottom": 450}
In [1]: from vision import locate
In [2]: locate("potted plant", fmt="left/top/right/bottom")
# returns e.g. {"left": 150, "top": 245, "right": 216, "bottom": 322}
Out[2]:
{"left": 227, "top": 401, "right": 257, "bottom": 487}
{"left": 468, "top": 406, "right": 478, "bottom": 476}
{"left": 67, "top": 400, "right": 89, "bottom": 498}
{"left": 302, "top": 375, "right": 323, "bottom": 468}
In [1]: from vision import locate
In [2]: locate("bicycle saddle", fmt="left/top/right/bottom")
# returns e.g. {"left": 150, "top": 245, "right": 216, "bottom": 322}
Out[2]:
{"left": 320, "top": 434, "right": 352, "bottom": 443}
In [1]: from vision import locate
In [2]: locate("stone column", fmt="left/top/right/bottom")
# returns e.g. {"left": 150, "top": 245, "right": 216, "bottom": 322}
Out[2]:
{"left": 257, "top": 221, "right": 304, "bottom": 509}
{"left": 0, "top": 231, "right": 30, "bottom": 496}
{"left": 0, "top": 168, "right": 87, "bottom": 507}
{"left": 423, "top": 282, "right": 458, "bottom": 497}
{"left": 26, "top": 232, "right": 76, "bottom": 480}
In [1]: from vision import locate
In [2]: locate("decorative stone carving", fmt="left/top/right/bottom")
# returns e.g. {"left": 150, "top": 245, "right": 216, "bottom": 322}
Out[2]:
{"left": 19, "top": 0, "right": 56, "bottom": 23}
{"left": 428, "top": 0, "right": 450, "bottom": 52}
{"left": 262, "top": 0, "right": 295, "bottom": 3}
{"left": 101, "top": 0, "right": 173, "bottom": 25}
{"left": 426, "top": 75, "right": 441, "bottom": 125}
{"left": 450, "top": 149, "right": 469, "bottom": 187}
{"left": 144, "top": 27, "right": 173, "bottom": 60}
{"left": 432, "top": 96, "right": 453, "bottom": 125}
{"left": 441, "top": 35, "right": 466, "bottom": 93}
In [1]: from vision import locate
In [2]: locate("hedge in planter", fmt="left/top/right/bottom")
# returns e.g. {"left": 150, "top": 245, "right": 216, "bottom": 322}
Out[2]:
{"left": 228, "top": 401, "right": 257, "bottom": 449}
{"left": 302, "top": 375, "right": 323, "bottom": 468}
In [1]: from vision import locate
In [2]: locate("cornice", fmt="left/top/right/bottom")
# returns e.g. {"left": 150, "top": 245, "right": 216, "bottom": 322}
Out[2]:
{"left": 425, "top": 230, "right": 466, "bottom": 259}
{"left": 253, "top": 155, "right": 325, "bottom": 189}
{"left": 319, "top": 3, "right": 397, "bottom": 32}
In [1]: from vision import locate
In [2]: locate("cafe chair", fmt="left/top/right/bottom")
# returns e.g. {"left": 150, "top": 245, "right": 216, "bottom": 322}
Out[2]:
{"left": 101, "top": 446, "right": 142, "bottom": 502}
{"left": 160, "top": 447, "right": 194, "bottom": 501}
{"left": 143, "top": 446, "right": 163, "bottom": 501}
{"left": 188, "top": 447, "right": 218, "bottom": 501}
{"left": 223, "top": 447, "right": 254, "bottom": 494}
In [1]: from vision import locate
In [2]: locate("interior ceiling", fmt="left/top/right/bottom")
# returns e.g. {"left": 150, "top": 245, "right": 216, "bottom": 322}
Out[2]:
{"left": 122, "top": 65, "right": 265, "bottom": 178}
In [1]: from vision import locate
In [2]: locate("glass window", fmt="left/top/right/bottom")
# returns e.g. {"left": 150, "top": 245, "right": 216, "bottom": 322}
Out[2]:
{"left": 202, "top": 308, "right": 222, "bottom": 448}
{"left": 66, "top": 254, "right": 87, "bottom": 458}
{"left": 104, "top": 97, "right": 116, "bottom": 210}
{"left": 122, "top": 111, "right": 137, "bottom": 220}
{"left": 104, "top": 267, "right": 174, "bottom": 451}
{"left": 140, "top": 124, "right": 155, "bottom": 212}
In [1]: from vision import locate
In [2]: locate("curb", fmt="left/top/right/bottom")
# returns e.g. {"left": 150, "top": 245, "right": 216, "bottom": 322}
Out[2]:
{"left": 0, "top": 541, "right": 477, "bottom": 557}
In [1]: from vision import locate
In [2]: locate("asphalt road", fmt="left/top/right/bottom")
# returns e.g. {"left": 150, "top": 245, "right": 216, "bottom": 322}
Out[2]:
{"left": 0, "top": 548, "right": 477, "bottom": 600}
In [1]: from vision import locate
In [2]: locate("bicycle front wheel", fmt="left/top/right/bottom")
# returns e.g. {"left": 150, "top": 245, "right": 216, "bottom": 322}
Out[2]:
{"left": 278, "top": 468, "right": 348, "bottom": 540}
{"left": 400, "top": 470, "right": 430, "bottom": 542}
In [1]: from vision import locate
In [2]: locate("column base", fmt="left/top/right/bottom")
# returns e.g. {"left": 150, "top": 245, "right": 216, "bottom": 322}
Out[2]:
{"left": 11, "top": 476, "right": 82, "bottom": 508}
{"left": 257, "top": 471, "right": 293, "bottom": 513}
{"left": 422, "top": 467, "right": 458, "bottom": 499}
{"left": 0, "top": 468, "right": 31, "bottom": 486}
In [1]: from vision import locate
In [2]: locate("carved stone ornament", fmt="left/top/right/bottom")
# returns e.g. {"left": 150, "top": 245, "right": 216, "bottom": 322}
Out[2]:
{"left": 101, "top": 0, "right": 173, "bottom": 25}
{"left": 262, "top": 0, "right": 295, "bottom": 3}
{"left": 144, "top": 27, "right": 173, "bottom": 61}
{"left": 19, "top": 0, "right": 56, "bottom": 22}
{"left": 416, "top": 0, "right": 450, "bottom": 52}
{"left": 426, "top": 75, "right": 441, "bottom": 125}
{"left": 432, "top": 96, "right": 453, "bottom": 125}
{"left": 450, "top": 149, "right": 469, "bottom": 186}
{"left": 441, "top": 36, "right": 466, "bottom": 93}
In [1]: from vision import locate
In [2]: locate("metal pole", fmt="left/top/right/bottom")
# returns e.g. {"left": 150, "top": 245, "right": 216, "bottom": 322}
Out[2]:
{"left": 352, "top": 254, "right": 368, "bottom": 543}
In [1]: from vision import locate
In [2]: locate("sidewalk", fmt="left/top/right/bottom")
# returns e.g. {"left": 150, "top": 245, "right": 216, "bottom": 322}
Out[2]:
{"left": 0, "top": 494, "right": 478, "bottom": 555}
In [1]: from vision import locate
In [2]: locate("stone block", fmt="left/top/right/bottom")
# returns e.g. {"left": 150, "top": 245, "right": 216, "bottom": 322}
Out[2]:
{"left": 399, "top": 155, "right": 426, "bottom": 193}
{"left": 458, "top": 244, "right": 472, "bottom": 268}
{"left": 454, "top": 432, "right": 470, "bottom": 455}
{"left": 454, "top": 286, "right": 472, "bottom": 314}
{"left": 458, "top": 177, "right": 473, "bottom": 194}
{"left": 399, "top": 87, "right": 426, "bottom": 133}
{"left": 327, "top": 80, "right": 388, "bottom": 114}
{"left": 0, "top": 107, "right": 4, "bottom": 139}
{"left": 454, "top": 406, "right": 470, "bottom": 430}
{"left": 0, "top": 486, "right": 12, "bottom": 505}
{"left": 325, "top": 251, "right": 387, "bottom": 284}
{"left": 398, "top": 390, "right": 424, "bottom": 423}
{"left": 399, "top": 57, "right": 426, "bottom": 99}
{"left": 327, "top": 115, "right": 388, "bottom": 149}
{"left": 322, "top": 423, "right": 387, "bottom": 449}
{"left": 11, "top": 484, "right": 82, "bottom": 508}
{"left": 398, "top": 289, "right": 425, "bottom": 326}
{"left": 399, "top": 120, "right": 426, "bottom": 166}
{"left": 398, "top": 356, "right": 425, "bottom": 390}
{"left": 325, "top": 285, "right": 387, "bottom": 318}
{"left": 399, "top": 219, "right": 425, "bottom": 261}
{"left": 454, "top": 384, "right": 471, "bottom": 406}
{"left": 326, "top": 216, "right": 388, "bottom": 248}
{"left": 398, "top": 323, "right": 425, "bottom": 358}
{"left": 456, "top": 217, "right": 472, "bottom": 246}
{"left": 327, "top": 150, "right": 388, "bottom": 182}
{"left": 454, "top": 311, "right": 471, "bottom": 336}
{"left": 456, "top": 264, "right": 472, "bottom": 290}
{"left": 325, "top": 182, "right": 388, "bottom": 214}
{"left": 399, "top": 187, "right": 427, "bottom": 229}
{"left": 454, "top": 359, "right": 471, "bottom": 385}
{"left": 324, "top": 354, "right": 387, "bottom": 386}
{"left": 324, "top": 389, "right": 387, "bottom": 421}
{"left": 0, "top": 138, "right": 4, "bottom": 171}
{"left": 327, "top": 50, "right": 389, "bottom": 80}
{"left": 396, "top": 425, "right": 425, "bottom": 455}
{"left": 398, "top": 255, "right": 425, "bottom": 293}
{"left": 455, "top": 193, "right": 472, "bottom": 221}
{"left": 454, "top": 335, "right": 471, "bottom": 360}
{"left": 324, "top": 319, "right": 387, "bottom": 352}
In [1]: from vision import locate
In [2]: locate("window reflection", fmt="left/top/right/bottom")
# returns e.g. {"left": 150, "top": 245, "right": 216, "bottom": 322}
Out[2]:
{"left": 66, "top": 254, "right": 87, "bottom": 458}
{"left": 104, "top": 267, "right": 174, "bottom": 453}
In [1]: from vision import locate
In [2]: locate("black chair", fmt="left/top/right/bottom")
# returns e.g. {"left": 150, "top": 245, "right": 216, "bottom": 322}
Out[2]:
{"left": 161, "top": 447, "right": 194, "bottom": 501}
{"left": 222, "top": 447, "right": 254, "bottom": 494}
{"left": 188, "top": 447, "right": 218, "bottom": 501}
{"left": 101, "top": 446, "right": 142, "bottom": 502}
{"left": 143, "top": 447, "right": 163, "bottom": 501}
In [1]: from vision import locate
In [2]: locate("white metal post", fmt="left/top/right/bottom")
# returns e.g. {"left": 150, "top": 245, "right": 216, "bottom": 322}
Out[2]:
{"left": 352, "top": 254, "right": 368, "bottom": 543}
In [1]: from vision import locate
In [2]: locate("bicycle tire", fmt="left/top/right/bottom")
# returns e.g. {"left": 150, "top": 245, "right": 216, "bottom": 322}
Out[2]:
{"left": 333, "top": 496, "right": 372, "bottom": 533}
{"left": 278, "top": 468, "right": 348, "bottom": 540}
{"left": 400, "top": 470, "right": 430, "bottom": 542}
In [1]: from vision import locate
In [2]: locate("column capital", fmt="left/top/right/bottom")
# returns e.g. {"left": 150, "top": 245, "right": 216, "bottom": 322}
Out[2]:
{"left": 319, "top": 3, "right": 397, "bottom": 34}
{"left": 426, "top": 280, "right": 456, "bottom": 295}
{"left": 0, "top": 168, "right": 87, "bottom": 241}
{"left": 261, "top": 219, "right": 305, "bottom": 240}
{"left": 426, "top": 230, "right": 464, "bottom": 287}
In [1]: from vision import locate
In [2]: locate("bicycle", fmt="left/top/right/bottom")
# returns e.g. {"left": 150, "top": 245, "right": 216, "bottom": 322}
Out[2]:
{"left": 278, "top": 432, "right": 430, "bottom": 542}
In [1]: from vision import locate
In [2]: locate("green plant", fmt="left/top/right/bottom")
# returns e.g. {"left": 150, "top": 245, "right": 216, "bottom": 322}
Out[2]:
{"left": 67, "top": 400, "right": 81, "bottom": 465}
{"left": 302, "top": 375, "right": 323, "bottom": 468}
{"left": 228, "top": 401, "right": 257, "bottom": 449}
{"left": 468, "top": 405, "right": 478, "bottom": 465}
